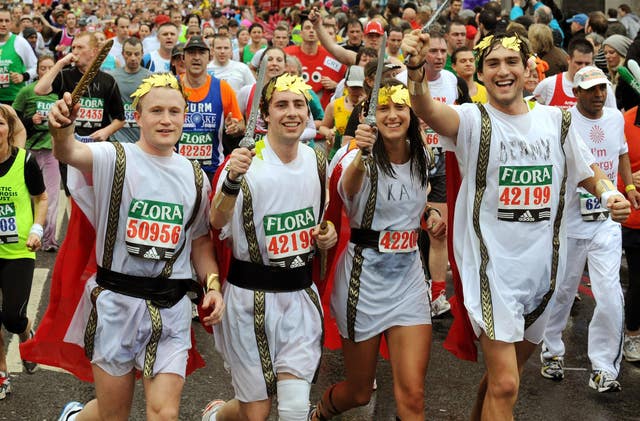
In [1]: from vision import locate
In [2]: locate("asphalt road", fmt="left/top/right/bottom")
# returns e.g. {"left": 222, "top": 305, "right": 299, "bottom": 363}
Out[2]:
{"left": 1, "top": 207, "right": 639, "bottom": 420}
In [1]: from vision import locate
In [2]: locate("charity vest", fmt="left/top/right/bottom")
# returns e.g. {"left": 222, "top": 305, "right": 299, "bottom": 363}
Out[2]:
{"left": 57, "top": 28, "right": 74, "bottom": 59}
{"left": 548, "top": 73, "right": 576, "bottom": 110}
{"left": 0, "top": 34, "right": 26, "bottom": 102}
{"left": 178, "top": 76, "right": 223, "bottom": 174}
{"left": 0, "top": 149, "right": 35, "bottom": 260}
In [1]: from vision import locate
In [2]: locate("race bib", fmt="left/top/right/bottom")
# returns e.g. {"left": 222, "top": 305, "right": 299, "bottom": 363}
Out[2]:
{"left": 36, "top": 100, "right": 54, "bottom": 126}
{"left": 323, "top": 56, "right": 342, "bottom": 72}
{"left": 0, "top": 203, "right": 18, "bottom": 244}
{"left": 123, "top": 102, "right": 137, "bottom": 127}
{"left": 77, "top": 98, "right": 104, "bottom": 124}
{"left": 497, "top": 165, "right": 552, "bottom": 222}
{"left": 423, "top": 127, "right": 439, "bottom": 147}
{"left": 378, "top": 230, "right": 418, "bottom": 253}
{"left": 74, "top": 134, "right": 94, "bottom": 143}
{"left": 579, "top": 192, "right": 609, "bottom": 222}
{"left": 0, "top": 62, "right": 9, "bottom": 88}
{"left": 125, "top": 199, "right": 184, "bottom": 260}
{"left": 264, "top": 207, "right": 316, "bottom": 268}
{"left": 179, "top": 132, "right": 214, "bottom": 162}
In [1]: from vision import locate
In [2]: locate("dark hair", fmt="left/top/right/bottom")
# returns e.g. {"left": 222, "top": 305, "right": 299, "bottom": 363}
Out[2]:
{"left": 115, "top": 15, "right": 131, "bottom": 26}
{"left": 356, "top": 46, "right": 377, "bottom": 64}
{"left": 347, "top": 18, "right": 363, "bottom": 31}
{"left": 608, "top": 8, "right": 618, "bottom": 19}
{"left": 451, "top": 45, "right": 473, "bottom": 63}
{"left": 388, "top": 25, "right": 403, "bottom": 35}
{"left": 186, "top": 13, "right": 201, "bottom": 26}
{"left": 587, "top": 11, "right": 608, "bottom": 36}
{"left": 249, "top": 23, "right": 263, "bottom": 33}
{"left": 122, "top": 36, "right": 142, "bottom": 52}
{"left": 456, "top": 75, "right": 472, "bottom": 104}
{"left": 567, "top": 38, "right": 594, "bottom": 57}
{"left": 479, "top": 9, "right": 497, "bottom": 32}
{"left": 446, "top": 18, "right": 466, "bottom": 34}
{"left": 619, "top": 4, "right": 632, "bottom": 14}
{"left": 259, "top": 73, "right": 309, "bottom": 123}
{"left": 362, "top": 78, "right": 429, "bottom": 188}
{"left": 476, "top": 31, "right": 531, "bottom": 71}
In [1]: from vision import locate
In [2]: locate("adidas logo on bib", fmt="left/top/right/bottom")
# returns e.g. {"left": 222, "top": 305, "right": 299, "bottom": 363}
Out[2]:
{"left": 290, "top": 256, "right": 305, "bottom": 268}
{"left": 518, "top": 211, "right": 535, "bottom": 222}
{"left": 144, "top": 247, "right": 161, "bottom": 260}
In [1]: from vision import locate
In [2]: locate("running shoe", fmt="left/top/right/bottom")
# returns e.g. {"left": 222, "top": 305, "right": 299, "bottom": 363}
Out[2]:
{"left": 58, "top": 401, "right": 84, "bottom": 420}
{"left": 540, "top": 355, "right": 564, "bottom": 381}
{"left": 623, "top": 334, "right": 640, "bottom": 362}
{"left": 0, "top": 371, "right": 11, "bottom": 400}
{"left": 431, "top": 292, "right": 451, "bottom": 317}
{"left": 22, "top": 329, "right": 38, "bottom": 374}
{"left": 202, "top": 399, "right": 225, "bottom": 421}
{"left": 589, "top": 370, "right": 621, "bottom": 393}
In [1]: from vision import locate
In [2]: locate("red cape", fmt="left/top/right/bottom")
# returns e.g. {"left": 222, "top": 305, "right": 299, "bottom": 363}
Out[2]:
{"left": 20, "top": 201, "right": 206, "bottom": 382}
{"left": 442, "top": 151, "right": 478, "bottom": 362}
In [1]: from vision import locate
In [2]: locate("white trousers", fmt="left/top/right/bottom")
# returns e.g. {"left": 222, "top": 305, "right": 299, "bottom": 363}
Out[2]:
{"left": 542, "top": 223, "right": 624, "bottom": 376}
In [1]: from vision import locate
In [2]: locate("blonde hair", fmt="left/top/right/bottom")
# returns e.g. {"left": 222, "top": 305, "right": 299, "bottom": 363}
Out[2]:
{"left": 528, "top": 24, "right": 554, "bottom": 56}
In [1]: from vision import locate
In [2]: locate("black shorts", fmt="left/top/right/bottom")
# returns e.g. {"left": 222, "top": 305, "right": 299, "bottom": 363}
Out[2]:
{"left": 428, "top": 175, "right": 447, "bottom": 203}
{"left": 0, "top": 258, "right": 35, "bottom": 333}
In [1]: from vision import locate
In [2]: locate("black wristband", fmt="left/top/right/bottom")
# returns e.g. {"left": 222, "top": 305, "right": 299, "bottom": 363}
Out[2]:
{"left": 405, "top": 60, "right": 426, "bottom": 71}
{"left": 22, "top": 72, "right": 30, "bottom": 82}
{"left": 221, "top": 174, "right": 241, "bottom": 195}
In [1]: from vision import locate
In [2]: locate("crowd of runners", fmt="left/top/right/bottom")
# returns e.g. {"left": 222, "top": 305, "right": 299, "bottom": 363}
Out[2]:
{"left": 0, "top": 0, "right": 639, "bottom": 419}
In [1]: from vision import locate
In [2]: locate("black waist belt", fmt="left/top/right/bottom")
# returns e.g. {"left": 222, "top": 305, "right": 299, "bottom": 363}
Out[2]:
{"left": 350, "top": 228, "right": 382, "bottom": 249}
{"left": 96, "top": 266, "right": 195, "bottom": 308}
{"left": 227, "top": 257, "right": 312, "bottom": 292}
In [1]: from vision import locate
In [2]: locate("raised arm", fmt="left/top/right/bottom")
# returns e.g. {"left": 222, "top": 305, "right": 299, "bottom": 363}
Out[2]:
{"left": 309, "top": 8, "right": 357, "bottom": 66}
{"left": 34, "top": 53, "right": 75, "bottom": 96}
{"left": 402, "top": 30, "right": 460, "bottom": 141}
{"left": 48, "top": 92, "right": 93, "bottom": 174}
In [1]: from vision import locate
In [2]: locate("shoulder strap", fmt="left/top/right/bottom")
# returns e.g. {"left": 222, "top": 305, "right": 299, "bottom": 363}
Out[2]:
{"left": 472, "top": 103, "right": 496, "bottom": 339}
{"left": 345, "top": 155, "right": 378, "bottom": 340}
{"left": 102, "top": 142, "right": 127, "bottom": 270}
{"left": 158, "top": 159, "right": 203, "bottom": 278}
{"left": 524, "top": 108, "right": 571, "bottom": 328}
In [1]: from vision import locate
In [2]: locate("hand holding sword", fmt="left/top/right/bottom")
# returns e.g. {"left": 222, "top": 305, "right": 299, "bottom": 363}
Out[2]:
{"left": 48, "top": 39, "right": 114, "bottom": 132}
{"left": 213, "top": 58, "right": 269, "bottom": 212}
{"left": 352, "top": 32, "right": 386, "bottom": 170}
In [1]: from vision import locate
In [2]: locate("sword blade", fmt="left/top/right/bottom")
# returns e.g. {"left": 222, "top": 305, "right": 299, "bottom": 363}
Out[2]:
{"left": 404, "top": 0, "right": 450, "bottom": 64}
{"left": 70, "top": 39, "right": 114, "bottom": 106}
{"left": 365, "top": 32, "right": 388, "bottom": 128}
{"left": 239, "top": 57, "right": 269, "bottom": 149}
{"left": 421, "top": 0, "right": 450, "bottom": 33}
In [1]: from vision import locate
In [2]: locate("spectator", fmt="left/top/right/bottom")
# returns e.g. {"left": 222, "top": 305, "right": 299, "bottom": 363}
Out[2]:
{"left": 528, "top": 23, "right": 568, "bottom": 77}
{"left": 618, "top": 4, "right": 640, "bottom": 39}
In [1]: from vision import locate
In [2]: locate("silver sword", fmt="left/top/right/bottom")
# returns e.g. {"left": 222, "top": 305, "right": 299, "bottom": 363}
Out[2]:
{"left": 213, "top": 57, "right": 270, "bottom": 212}
{"left": 239, "top": 57, "right": 269, "bottom": 150}
{"left": 404, "top": 0, "right": 450, "bottom": 64}
{"left": 353, "top": 32, "right": 387, "bottom": 169}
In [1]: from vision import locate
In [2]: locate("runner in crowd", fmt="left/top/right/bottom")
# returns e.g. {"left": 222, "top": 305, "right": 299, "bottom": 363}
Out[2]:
{"left": 47, "top": 73, "right": 224, "bottom": 421}
{"left": 310, "top": 78, "right": 443, "bottom": 421}
{"left": 12, "top": 55, "right": 59, "bottom": 252}
{"left": 0, "top": 104, "right": 47, "bottom": 399}
{"left": 203, "top": 72, "right": 337, "bottom": 421}
{"left": 401, "top": 29, "right": 631, "bottom": 420}
{"left": 540, "top": 66, "right": 640, "bottom": 392}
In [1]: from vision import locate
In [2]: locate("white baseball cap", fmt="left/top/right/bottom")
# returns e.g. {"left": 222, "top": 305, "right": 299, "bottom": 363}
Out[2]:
{"left": 573, "top": 66, "right": 611, "bottom": 90}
